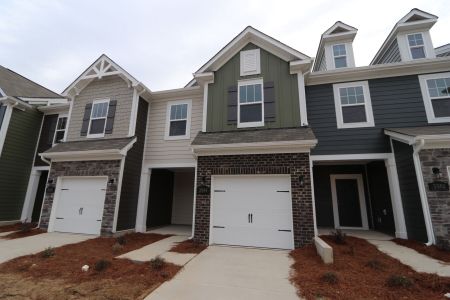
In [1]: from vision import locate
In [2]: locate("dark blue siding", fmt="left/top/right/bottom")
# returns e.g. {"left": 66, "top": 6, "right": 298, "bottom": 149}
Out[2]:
{"left": 306, "top": 75, "right": 448, "bottom": 155}
{"left": 391, "top": 140, "right": 427, "bottom": 242}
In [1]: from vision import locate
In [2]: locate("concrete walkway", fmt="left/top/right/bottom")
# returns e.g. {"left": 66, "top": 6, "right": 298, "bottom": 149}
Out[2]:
{"left": 117, "top": 235, "right": 196, "bottom": 266}
{"left": 0, "top": 232, "right": 93, "bottom": 263}
{"left": 368, "top": 239, "right": 450, "bottom": 277}
{"left": 145, "top": 246, "right": 299, "bottom": 300}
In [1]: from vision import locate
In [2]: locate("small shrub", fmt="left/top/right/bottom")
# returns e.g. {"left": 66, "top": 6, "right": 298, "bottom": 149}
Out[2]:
{"left": 150, "top": 256, "right": 165, "bottom": 271}
{"left": 386, "top": 275, "right": 413, "bottom": 288}
{"left": 330, "top": 229, "right": 347, "bottom": 244}
{"left": 116, "top": 236, "right": 126, "bottom": 245}
{"left": 112, "top": 243, "right": 124, "bottom": 254}
{"left": 366, "top": 259, "right": 384, "bottom": 270}
{"left": 41, "top": 247, "right": 55, "bottom": 258}
{"left": 20, "top": 221, "right": 33, "bottom": 233}
{"left": 321, "top": 272, "right": 338, "bottom": 284}
{"left": 94, "top": 259, "right": 111, "bottom": 272}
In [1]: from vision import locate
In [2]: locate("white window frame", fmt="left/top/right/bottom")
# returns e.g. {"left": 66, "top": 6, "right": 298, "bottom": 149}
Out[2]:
{"left": 52, "top": 114, "right": 68, "bottom": 145}
{"left": 164, "top": 99, "right": 192, "bottom": 140}
{"left": 407, "top": 32, "right": 427, "bottom": 60}
{"left": 240, "top": 49, "right": 261, "bottom": 76}
{"left": 418, "top": 72, "right": 450, "bottom": 123}
{"left": 333, "top": 81, "right": 375, "bottom": 129}
{"left": 332, "top": 44, "right": 348, "bottom": 69}
{"left": 87, "top": 99, "right": 110, "bottom": 138}
{"left": 237, "top": 78, "right": 264, "bottom": 128}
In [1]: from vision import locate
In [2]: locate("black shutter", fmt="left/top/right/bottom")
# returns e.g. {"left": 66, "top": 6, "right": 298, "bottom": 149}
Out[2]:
{"left": 227, "top": 85, "right": 238, "bottom": 125}
{"left": 80, "top": 103, "right": 92, "bottom": 136}
{"left": 264, "top": 81, "right": 276, "bottom": 122}
{"left": 105, "top": 100, "right": 117, "bottom": 134}
{"left": 46, "top": 115, "right": 58, "bottom": 145}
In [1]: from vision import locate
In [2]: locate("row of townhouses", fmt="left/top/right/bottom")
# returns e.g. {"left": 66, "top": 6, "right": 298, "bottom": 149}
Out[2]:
{"left": 0, "top": 8, "right": 449, "bottom": 249}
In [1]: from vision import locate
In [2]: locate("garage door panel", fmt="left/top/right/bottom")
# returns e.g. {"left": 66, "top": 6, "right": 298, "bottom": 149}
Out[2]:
{"left": 53, "top": 177, "right": 107, "bottom": 235}
{"left": 211, "top": 176, "right": 294, "bottom": 249}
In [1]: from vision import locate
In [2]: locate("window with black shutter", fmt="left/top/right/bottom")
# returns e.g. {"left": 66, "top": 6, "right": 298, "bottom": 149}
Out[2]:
{"left": 237, "top": 79, "right": 264, "bottom": 128}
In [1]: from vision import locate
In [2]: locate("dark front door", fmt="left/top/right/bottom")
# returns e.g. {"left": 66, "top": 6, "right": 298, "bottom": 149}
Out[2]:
{"left": 335, "top": 178, "right": 363, "bottom": 227}
{"left": 31, "top": 171, "right": 49, "bottom": 222}
{"left": 146, "top": 169, "right": 174, "bottom": 227}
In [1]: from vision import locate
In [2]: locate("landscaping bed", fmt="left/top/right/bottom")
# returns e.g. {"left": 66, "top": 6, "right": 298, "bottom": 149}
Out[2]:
{"left": 169, "top": 239, "right": 207, "bottom": 254}
{"left": 1, "top": 228, "right": 46, "bottom": 239}
{"left": 393, "top": 238, "right": 450, "bottom": 263}
{"left": 0, "top": 222, "right": 30, "bottom": 233}
{"left": 0, "top": 233, "right": 181, "bottom": 299}
{"left": 290, "top": 235, "right": 450, "bottom": 300}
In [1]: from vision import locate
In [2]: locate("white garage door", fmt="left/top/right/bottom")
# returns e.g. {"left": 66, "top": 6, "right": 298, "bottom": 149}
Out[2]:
{"left": 211, "top": 175, "right": 294, "bottom": 249}
{"left": 52, "top": 177, "right": 107, "bottom": 235}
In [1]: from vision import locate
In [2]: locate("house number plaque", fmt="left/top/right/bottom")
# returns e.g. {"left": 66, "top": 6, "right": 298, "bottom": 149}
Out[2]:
{"left": 428, "top": 181, "right": 449, "bottom": 191}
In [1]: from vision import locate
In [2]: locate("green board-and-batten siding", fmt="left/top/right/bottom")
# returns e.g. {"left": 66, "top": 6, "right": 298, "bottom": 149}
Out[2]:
{"left": 0, "top": 107, "right": 42, "bottom": 221}
{"left": 206, "top": 43, "right": 300, "bottom": 132}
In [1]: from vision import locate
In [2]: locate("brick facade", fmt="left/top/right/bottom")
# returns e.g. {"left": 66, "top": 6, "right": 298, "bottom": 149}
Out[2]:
{"left": 419, "top": 148, "right": 450, "bottom": 249}
{"left": 39, "top": 160, "right": 122, "bottom": 235}
{"left": 194, "top": 153, "right": 314, "bottom": 248}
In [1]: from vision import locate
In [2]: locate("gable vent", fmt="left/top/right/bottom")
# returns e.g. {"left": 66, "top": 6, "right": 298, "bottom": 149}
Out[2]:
{"left": 240, "top": 49, "right": 261, "bottom": 76}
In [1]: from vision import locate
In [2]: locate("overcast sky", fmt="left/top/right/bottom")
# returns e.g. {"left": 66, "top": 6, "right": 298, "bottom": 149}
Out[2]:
{"left": 1, "top": 0, "right": 449, "bottom": 93}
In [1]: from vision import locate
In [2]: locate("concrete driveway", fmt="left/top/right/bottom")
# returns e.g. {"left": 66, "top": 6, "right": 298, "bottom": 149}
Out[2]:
{"left": 0, "top": 232, "right": 93, "bottom": 263}
{"left": 146, "top": 246, "right": 299, "bottom": 300}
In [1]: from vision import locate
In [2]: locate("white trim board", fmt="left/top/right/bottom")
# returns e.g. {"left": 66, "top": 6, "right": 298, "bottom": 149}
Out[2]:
{"left": 330, "top": 174, "right": 369, "bottom": 230}
{"left": 0, "top": 104, "right": 13, "bottom": 157}
{"left": 311, "top": 153, "right": 392, "bottom": 161}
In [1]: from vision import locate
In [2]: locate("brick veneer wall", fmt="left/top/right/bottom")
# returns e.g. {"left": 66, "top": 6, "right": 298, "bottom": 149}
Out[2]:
{"left": 39, "top": 160, "right": 122, "bottom": 235}
{"left": 419, "top": 149, "right": 450, "bottom": 249}
{"left": 194, "top": 153, "right": 314, "bottom": 248}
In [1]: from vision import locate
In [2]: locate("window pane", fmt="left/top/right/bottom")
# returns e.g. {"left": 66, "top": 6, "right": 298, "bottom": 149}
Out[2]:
{"left": 334, "top": 56, "right": 347, "bottom": 68}
{"left": 411, "top": 46, "right": 425, "bottom": 59}
{"left": 254, "top": 84, "right": 262, "bottom": 101}
{"left": 169, "top": 120, "right": 187, "bottom": 136}
{"left": 92, "top": 102, "right": 108, "bottom": 118}
{"left": 431, "top": 98, "right": 450, "bottom": 118}
{"left": 170, "top": 104, "right": 187, "bottom": 120}
{"left": 247, "top": 85, "right": 255, "bottom": 102}
{"left": 89, "top": 119, "right": 106, "bottom": 134}
{"left": 342, "top": 105, "right": 367, "bottom": 123}
{"left": 57, "top": 117, "right": 67, "bottom": 130}
{"left": 408, "top": 33, "right": 424, "bottom": 46}
{"left": 239, "top": 86, "right": 246, "bottom": 103}
{"left": 240, "top": 103, "right": 262, "bottom": 123}
{"left": 333, "top": 44, "right": 346, "bottom": 56}
{"left": 54, "top": 131, "right": 65, "bottom": 144}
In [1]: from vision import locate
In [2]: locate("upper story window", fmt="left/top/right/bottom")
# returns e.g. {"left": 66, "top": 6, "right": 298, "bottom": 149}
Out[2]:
{"left": 53, "top": 115, "right": 67, "bottom": 144}
{"left": 87, "top": 99, "right": 109, "bottom": 138}
{"left": 333, "top": 81, "right": 375, "bottom": 129}
{"left": 419, "top": 72, "right": 450, "bottom": 123}
{"left": 240, "top": 49, "right": 261, "bottom": 76}
{"left": 407, "top": 33, "right": 426, "bottom": 59}
{"left": 165, "top": 100, "right": 191, "bottom": 140}
{"left": 332, "top": 44, "right": 347, "bottom": 68}
{"left": 238, "top": 79, "right": 264, "bottom": 128}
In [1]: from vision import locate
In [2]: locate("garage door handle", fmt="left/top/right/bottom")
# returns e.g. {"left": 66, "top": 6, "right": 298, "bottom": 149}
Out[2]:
{"left": 56, "top": 217, "right": 64, "bottom": 220}
{"left": 97, "top": 220, "right": 102, "bottom": 222}
{"left": 213, "top": 226, "right": 225, "bottom": 228}
{"left": 214, "top": 190, "right": 226, "bottom": 192}
{"left": 277, "top": 190, "right": 290, "bottom": 193}
{"left": 61, "top": 188, "right": 69, "bottom": 191}
{"left": 278, "top": 229, "right": 291, "bottom": 232}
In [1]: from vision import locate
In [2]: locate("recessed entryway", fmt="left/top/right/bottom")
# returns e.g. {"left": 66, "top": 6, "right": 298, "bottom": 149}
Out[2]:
{"left": 210, "top": 175, "right": 294, "bottom": 249}
{"left": 50, "top": 176, "right": 107, "bottom": 235}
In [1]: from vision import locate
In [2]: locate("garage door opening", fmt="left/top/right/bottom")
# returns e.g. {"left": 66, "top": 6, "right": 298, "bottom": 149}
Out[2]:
{"left": 146, "top": 168, "right": 194, "bottom": 236}
{"left": 210, "top": 175, "right": 294, "bottom": 249}
{"left": 50, "top": 176, "right": 108, "bottom": 235}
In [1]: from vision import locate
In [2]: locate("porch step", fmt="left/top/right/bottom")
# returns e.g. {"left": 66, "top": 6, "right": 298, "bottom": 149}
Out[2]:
{"left": 117, "top": 235, "right": 196, "bottom": 266}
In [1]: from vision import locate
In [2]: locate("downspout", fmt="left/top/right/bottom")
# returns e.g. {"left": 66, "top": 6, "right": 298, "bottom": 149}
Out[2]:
{"left": 412, "top": 138, "right": 435, "bottom": 246}
{"left": 39, "top": 154, "right": 51, "bottom": 165}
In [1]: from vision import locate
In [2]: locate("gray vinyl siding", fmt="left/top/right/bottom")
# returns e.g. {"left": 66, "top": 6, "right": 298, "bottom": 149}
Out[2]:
{"left": 0, "top": 108, "right": 42, "bottom": 221}
{"left": 34, "top": 114, "right": 58, "bottom": 166}
{"left": 391, "top": 140, "right": 427, "bottom": 242}
{"left": 143, "top": 92, "right": 203, "bottom": 166}
{"left": 306, "top": 75, "right": 444, "bottom": 155}
{"left": 116, "top": 98, "right": 148, "bottom": 231}
{"left": 372, "top": 39, "right": 401, "bottom": 65}
{"left": 313, "top": 49, "right": 327, "bottom": 72}
{"left": 66, "top": 76, "right": 133, "bottom": 141}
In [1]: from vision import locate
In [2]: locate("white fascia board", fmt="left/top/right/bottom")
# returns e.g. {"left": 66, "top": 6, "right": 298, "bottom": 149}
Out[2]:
{"left": 384, "top": 129, "right": 450, "bottom": 147}
{"left": 384, "top": 130, "right": 416, "bottom": 145}
{"left": 195, "top": 27, "right": 310, "bottom": 74}
{"left": 150, "top": 86, "right": 202, "bottom": 101}
{"left": 307, "top": 56, "right": 450, "bottom": 85}
{"left": 192, "top": 140, "right": 317, "bottom": 156}
{"left": 37, "top": 103, "right": 70, "bottom": 114}
{"left": 0, "top": 96, "right": 33, "bottom": 110}
{"left": 311, "top": 153, "right": 392, "bottom": 161}
{"left": 40, "top": 149, "right": 124, "bottom": 162}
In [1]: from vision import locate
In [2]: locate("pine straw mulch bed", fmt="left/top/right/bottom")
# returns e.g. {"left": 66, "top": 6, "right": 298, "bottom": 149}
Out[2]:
{"left": 0, "top": 233, "right": 182, "bottom": 300}
{"left": 392, "top": 238, "right": 450, "bottom": 263}
{"left": 1, "top": 228, "right": 46, "bottom": 239}
{"left": 290, "top": 235, "right": 450, "bottom": 300}
{"left": 169, "top": 239, "right": 207, "bottom": 254}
